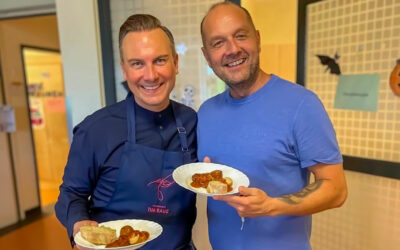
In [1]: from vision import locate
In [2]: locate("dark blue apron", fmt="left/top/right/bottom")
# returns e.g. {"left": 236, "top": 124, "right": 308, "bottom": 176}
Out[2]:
{"left": 91, "top": 96, "right": 196, "bottom": 249}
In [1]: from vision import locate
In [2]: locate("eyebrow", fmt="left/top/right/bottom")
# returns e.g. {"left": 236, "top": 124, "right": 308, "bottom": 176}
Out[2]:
{"left": 126, "top": 54, "right": 170, "bottom": 63}
{"left": 126, "top": 58, "right": 142, "bottom": 63}
{"left": 208, "top": 28, "right": 249, "bottom": 42}
{"left": 154, "top": 55, "right": 169, "bottom": 60}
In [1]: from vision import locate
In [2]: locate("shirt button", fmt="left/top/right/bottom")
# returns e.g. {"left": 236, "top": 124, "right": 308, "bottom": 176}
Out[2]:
{"left": 158, "top": 114, "right": 162, "bottom": 118}
{"left": 159, "top": 125, "right": 163, "bottom": 130}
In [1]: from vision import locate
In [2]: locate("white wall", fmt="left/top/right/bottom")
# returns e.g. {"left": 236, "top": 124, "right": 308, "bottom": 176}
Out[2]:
{"left": 55, "top": 0, "right": 104, "bottom": 131}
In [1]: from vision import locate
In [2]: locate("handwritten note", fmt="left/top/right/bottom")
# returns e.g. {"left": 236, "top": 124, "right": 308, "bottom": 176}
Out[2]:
{"left": 334, "top": 74, "right": 380, "bottom": 111}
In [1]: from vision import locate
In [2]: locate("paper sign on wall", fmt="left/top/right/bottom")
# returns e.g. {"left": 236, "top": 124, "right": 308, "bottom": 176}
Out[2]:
{"left": 29, "top": 98, "right": 45, "bottom": 129}
{"left": 334, "top": 74, "right": 380, "bottom": 111}
{"left": 46, "top": 97, "right": 66, "bottom": 113}
{"left": 0, "top": 105, "right": 16, "bottom": 133}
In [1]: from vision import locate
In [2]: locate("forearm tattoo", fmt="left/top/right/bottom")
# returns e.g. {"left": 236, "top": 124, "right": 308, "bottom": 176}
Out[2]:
{"left": 279, "top": 180, "right": 323, "bottom": 205}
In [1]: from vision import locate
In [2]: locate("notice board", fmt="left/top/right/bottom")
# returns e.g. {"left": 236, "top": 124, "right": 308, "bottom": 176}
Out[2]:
{"left": 297, "top": 0, "right": 400, "bottom": 179}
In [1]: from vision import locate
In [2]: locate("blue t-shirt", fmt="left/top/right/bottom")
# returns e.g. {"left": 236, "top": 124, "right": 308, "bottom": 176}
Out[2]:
{"left": 197, "top": 75, "right": 342, "bottom": 250}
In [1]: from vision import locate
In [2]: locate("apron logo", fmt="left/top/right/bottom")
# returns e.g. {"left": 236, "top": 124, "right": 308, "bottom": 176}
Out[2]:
{"left": 147, "top": 173, "right": 175, "bottom": 201}
{"left": 147, "top": 204, "right": 169, "bottom": 214}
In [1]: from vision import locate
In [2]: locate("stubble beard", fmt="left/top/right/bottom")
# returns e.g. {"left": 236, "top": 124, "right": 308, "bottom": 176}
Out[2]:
{"left": 219, "top": 59, "right": 260, "bottom": 93}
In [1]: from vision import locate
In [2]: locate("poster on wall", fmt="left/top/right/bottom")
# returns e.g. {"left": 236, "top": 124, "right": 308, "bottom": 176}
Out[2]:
{"left": 334, "top": 74, "right": 380, "bottom": 111}
{"left": 29, "top": 97, "right": 45, "bottom": 129}
{"left": 46, "top": 97, "right": 66, "bottom": 113}
{"left": 0, "top": 105, "right": 16, "bottom": 133}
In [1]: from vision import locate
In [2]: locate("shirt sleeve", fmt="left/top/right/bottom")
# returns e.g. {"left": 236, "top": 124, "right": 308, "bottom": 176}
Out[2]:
{"left": 55, "top": 125, "right": 99, "bottom": 239}
{"left": 293, "top": 93, "right": 343, "bottom": 168}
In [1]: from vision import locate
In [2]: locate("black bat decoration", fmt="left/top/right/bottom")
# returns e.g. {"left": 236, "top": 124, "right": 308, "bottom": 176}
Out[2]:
{"left": 316, "top": 53, "right": 341, "bottom": 75}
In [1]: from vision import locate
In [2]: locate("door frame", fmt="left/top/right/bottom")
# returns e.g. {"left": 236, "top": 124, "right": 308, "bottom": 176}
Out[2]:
{"left": 20, "top": 45, "right": 62, "bottom": 208}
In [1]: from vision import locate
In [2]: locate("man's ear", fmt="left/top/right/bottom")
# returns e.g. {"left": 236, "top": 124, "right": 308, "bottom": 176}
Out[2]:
{"left": 256, "top": 30, "right": 261, "bottom": 53}
{"left": 201, "top": 47, "right": 211, "bottom": 66}
{"left": 174, "top": 53, "right": 179, "bottom": 74}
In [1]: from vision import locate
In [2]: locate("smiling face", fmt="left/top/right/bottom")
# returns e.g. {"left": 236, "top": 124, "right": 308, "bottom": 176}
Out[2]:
{"left": 120, "top": 28, "right": 178, "bottom": 112}
{"left": 201, "top": 4, "right": 261, "bottom": 93}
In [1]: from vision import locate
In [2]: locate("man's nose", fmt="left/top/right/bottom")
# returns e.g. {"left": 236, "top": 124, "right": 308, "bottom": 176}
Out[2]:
{"left": 226, "top": 39, "right": 241, "bottom": 55}
{"left": 143, "top": 65, "right": 158, "bottom": 81}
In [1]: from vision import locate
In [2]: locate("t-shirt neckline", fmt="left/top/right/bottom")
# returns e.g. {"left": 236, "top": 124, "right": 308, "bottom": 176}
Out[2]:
{"left": 224, "top": 74, "right": 278, "bottom": 104}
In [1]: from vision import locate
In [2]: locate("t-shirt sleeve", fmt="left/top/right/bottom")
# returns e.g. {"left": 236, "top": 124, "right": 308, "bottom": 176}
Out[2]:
{"left": 293, "top": 93, "right": 342, "bottom": 168}
{"left": 55, "top": 125, "right": 99, "bottom": 240}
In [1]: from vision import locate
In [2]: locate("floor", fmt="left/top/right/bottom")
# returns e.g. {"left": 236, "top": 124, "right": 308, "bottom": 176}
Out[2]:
{"left": 0, "top": 188, "right": 75, "bottom": 250}
{"left": 0, "top": 213, "right": 75, "bottom": 250}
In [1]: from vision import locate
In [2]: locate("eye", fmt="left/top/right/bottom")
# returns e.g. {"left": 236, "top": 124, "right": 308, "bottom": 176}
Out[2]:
{"left": 236, "top": 33, "right": 247, "bottom": 40}
{"left": 212, "top": 40, "right": 223, "bottom": 48}
{"left": 130, "top": 61, "right": 143, "bottom": 68}
{"left": 155, "top": 58, "right": 167, "bottom": 65}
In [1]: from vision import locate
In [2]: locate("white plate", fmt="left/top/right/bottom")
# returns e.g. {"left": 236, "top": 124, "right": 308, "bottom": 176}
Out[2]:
{"left": 173, "top": 162, "right": 250, "bottom": 196}
{"left": 75, "top": 219, "right": 163, "bottom": 250}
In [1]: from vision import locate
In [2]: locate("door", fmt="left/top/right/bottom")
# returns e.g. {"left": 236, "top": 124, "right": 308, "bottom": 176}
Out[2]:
{"left": 22, "top": 47, "right": 69, "bottom": 207}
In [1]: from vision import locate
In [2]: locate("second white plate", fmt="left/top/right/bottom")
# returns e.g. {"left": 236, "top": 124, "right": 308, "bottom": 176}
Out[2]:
{"left": 74, "top": 219, "right": 162, "bottom": 250}
{"left": 172, "top": 162, "right": 250, "bottom": 196}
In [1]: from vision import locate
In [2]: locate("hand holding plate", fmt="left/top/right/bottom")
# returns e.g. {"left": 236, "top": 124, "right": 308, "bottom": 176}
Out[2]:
{"left": 213, "top": 186, "right": 275, "bottom": 218}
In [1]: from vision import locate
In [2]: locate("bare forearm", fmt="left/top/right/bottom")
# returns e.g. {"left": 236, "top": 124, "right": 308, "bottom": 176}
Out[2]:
{"left": 280, "top": 180, "right": 323, "bottom": 205}
{"left": 215, "top": 164, "right": 347, "bottom": 218}
{"left": 274, "top": 176, "right": 347, "bottom": 216}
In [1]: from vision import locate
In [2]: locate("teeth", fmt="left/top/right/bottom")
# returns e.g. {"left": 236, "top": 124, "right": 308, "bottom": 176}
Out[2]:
{"left": 143, "top": 85, "right": 160, "bottom": 90}
{"left": 227, "top": 59, "right": 245, "bottom": 67}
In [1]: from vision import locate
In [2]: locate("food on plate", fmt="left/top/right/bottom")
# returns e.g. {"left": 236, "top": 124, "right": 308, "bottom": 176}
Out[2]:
{"left": 105, "top": 225, "right": 150, "bottom": 248}
{"left": 120, "top": 225, "right": 149, "bottom": 245}
{"left": 105, "top": 234, "right": 130, "bottom": 248}
{"left": 79, "top": 225, "right": 116, "bottom": 245}
{"left": 129, "top": 230, "right": 150, "bottom": 244}
{"left": 120, "top": 225, "right": 134, "bottom": 236}
{"left": 207, "top": 180, "right": 228, "bottom": 194}
{"left": 191, "top": 170, "right": 233, "bottom": 194}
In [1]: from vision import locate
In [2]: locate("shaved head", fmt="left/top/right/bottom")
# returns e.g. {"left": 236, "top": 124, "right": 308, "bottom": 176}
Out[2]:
{"left": 200, "top": 2, "right": 256, "bottom": 46}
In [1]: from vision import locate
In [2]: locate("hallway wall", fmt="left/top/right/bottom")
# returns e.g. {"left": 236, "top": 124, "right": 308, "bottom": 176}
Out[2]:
{"left": 55, "top": 0, "right": 104, "bottom": 130}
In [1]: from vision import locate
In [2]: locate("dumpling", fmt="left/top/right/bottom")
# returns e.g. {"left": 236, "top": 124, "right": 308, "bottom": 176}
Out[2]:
{"left": 207, "top": 180, "right": 228, "bottom": 194}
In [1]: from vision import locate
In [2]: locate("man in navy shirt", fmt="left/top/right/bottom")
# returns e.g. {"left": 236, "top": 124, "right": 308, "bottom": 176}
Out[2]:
{"left": 55, "top": 14, "right": 197, "bottom": 250}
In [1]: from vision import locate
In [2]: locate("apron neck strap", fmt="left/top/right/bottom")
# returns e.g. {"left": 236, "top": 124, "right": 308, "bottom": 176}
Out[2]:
{"left": 126, "top": 94, "right": 137, "bottom": 141}
{"left": 171, "top": 101, "right": 191, "bottom": 163}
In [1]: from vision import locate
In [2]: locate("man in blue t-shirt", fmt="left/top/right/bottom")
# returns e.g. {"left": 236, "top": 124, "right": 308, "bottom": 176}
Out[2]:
{"left": 197, "top": 2, "right": 348, "bottom": 250}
